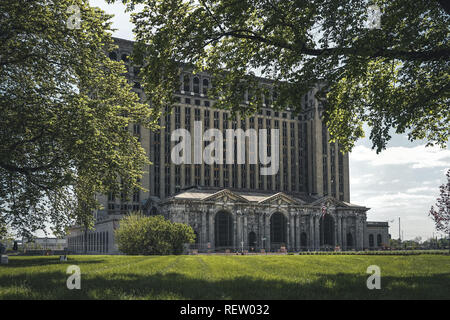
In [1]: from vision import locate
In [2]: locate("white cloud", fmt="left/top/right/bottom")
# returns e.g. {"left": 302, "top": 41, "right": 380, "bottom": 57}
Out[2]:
{"left": 351, "top": 145, "right": 450, "bottom": 169}
{"left": 363, "top": 192, "right": 435, "bottom": 210}
{"left": 405, "top": 186, "right": 436, "bottom": 193}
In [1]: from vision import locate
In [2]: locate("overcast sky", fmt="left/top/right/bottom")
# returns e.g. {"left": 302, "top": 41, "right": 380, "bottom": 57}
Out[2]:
{"left": 89, "top": 0, "right": 449, "bottom": 241}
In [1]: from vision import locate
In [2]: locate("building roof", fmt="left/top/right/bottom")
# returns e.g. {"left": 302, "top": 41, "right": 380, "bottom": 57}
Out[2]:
{"left": 165, "top": 187, "right": 367, "bottom": 209}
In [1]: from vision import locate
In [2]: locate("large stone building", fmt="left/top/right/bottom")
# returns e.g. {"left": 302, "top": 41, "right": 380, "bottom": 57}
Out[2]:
{"left": 67, "top": 38, "right": 390, "bottom": 254}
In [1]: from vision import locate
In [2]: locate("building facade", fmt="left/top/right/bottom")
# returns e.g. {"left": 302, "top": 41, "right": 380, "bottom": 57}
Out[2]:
{"left": 67, "top": 38, "right": 389, "bottom": 253}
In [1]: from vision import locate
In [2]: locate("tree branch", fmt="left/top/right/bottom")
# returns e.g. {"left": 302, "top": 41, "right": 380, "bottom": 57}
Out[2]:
{"left": 208, "top": 29, "right": 450, "bottom": 62}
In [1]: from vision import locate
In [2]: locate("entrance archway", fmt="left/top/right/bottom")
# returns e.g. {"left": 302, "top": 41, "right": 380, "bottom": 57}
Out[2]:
{"left": 300, "top": 232, "right": 307, "bottom": 249}
{"left": 270, "top": 212, "right": 287, "bottom": 249}
{"left": 214, "top": 211, "right": 233, "bottom": 248}
{"left": 248, "top": 231, "right": 256, "bottom": 251}
{"left": 320, "top": 214, "right": 335, "bottom": 247}
{"left": 346, "top": 232, "right": 353, "bottom": 249}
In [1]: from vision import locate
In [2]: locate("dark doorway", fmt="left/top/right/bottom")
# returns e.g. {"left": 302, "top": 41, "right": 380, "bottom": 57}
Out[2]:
{"left": 248, "top": 231, "right": 257, "bottom": 251}
{"left": 215, "top": 211, "right": 233, "bottom": 248}
{"left": 346, "top": 232, "right": 353, "bottom": 249}
{"left": 320, "top": 214, "right": 335, "bottom": 246}
{"left": 270, "top": 212, "right": 287, "bottom": 247}
{"left": 300, "top": 232, "right": 307, "bottom": 249}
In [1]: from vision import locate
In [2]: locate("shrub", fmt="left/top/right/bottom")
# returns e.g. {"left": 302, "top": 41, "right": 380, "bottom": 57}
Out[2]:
{"left": 115, "top": 213, "right": 196, "bottom": 255}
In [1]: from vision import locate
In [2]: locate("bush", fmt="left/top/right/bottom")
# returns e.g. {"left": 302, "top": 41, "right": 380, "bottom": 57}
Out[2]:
{"left": 115, "top": 213, "right": 196, "bottom": 255}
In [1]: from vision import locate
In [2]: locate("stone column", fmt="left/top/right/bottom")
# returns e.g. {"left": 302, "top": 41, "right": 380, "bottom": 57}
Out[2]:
{"left": 333, "top": 213, "right": 338, "bottom": 246}
{"left": 355, "top": 215, "right": 361, "bottom": 250}
{"left": 233, "top": 212, "right": 237, "bottom": 250}
{"left": 314, "top": 215, "right": 320, "bottom": 250}
{"left": 286, "top": 213, "right": 290, "bottom": 250}
{"left": 358, "top": 215, "right": 364, "bottom": 251}
{"left": 265, "top": 213, "right": 271, "bottom": 251}
{"left": 243, "top": 215, "right": 248, "bottom": 251}
{"left": 295, "top": 213, "right": 300, "bottom": 251}
{"left": 342, "top": 216, "right": 347, "bottom": 250}
{"left": 208, "top": 211, "right": 214, "bottom": 250}
{"left": 201, "top": 211, "right": 207, "bottom": 251}
{"left": 236, "top": 212, "right": 242, "bottom": 251}
{"left": 257, "top": 213, "right": 262, "bottom": 249}
{"left": 337, "top": 214, "right": 342, "bottom": 247}
{"left": 309, "top": 214, "right": 314, "bottom": 250}
{"left": 290, "top": 213, "right": 295, "bottom": 251}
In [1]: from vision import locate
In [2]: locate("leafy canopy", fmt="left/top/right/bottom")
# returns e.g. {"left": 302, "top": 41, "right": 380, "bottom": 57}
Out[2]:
{"left": 0, "top": 0, "right": 159, "bottom": 237}
{"left": 114, "top": 0, "right": 449, "bottom": 152}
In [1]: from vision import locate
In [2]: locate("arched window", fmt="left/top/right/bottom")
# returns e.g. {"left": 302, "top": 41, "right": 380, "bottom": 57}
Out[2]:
{"left": 215, "top": 211, "right": 233, "bottom": 248}
{"left": 202, "top": 79, "right": 209, "bottom": 95}
{"left": 183, "top": 75, "right": 190, "bottom": 92}
{"left": 270, "top": 212, "right": 287, "bottom": 246}
{"left": 193, "top": 77, "right": 200, "bottom": 94}
{"left": 369, "top": 234, "right": 374, "bottom": 247}
{"left": 377, "top": 234, "right": 382, "bottom": 247}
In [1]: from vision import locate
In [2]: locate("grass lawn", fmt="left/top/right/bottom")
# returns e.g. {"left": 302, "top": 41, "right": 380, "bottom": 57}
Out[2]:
{"left": 0, "top": 254, "right": 449, "bottom": 299}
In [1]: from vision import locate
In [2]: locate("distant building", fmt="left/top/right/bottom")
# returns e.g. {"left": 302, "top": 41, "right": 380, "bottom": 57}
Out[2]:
{"left": 67, "top": 38, "right": 389, "bottom": 254}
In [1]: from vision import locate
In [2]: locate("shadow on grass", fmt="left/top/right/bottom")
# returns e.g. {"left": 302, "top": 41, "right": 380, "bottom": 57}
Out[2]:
{"left": 0, "top": 270, "right": 449, "bottom": 300}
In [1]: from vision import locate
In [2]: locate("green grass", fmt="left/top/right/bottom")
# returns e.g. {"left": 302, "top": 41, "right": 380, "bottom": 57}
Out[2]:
{"left": 1, "top": 255, "right": 449, "bottom": 299}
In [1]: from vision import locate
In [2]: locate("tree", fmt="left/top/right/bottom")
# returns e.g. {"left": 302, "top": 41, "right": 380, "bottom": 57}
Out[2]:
{"left": 0, "top": 217, "right": 8, "bottom": 240}
{"left": 115, "top": 213, "right": 196, "bottom": 255}
{"left": 0, "top": 0, "right": 159, "bottom": 238}
{"left": 112, "top": 0, "right": 449, "bottom": 153}
{"left": 429, "top": 169, "right": 450, "bottom": 252}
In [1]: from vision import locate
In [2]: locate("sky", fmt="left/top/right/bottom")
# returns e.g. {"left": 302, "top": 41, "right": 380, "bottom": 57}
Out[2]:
{"left": 88, "top": 0, "right": 449, "bottom": 241}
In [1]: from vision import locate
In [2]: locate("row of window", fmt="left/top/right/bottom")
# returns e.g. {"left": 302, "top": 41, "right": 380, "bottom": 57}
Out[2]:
{"left": 67, "top": 231, "right": 109, "bottom": 253}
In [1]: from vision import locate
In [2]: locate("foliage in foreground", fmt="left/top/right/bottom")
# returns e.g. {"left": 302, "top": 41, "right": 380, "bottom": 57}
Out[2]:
{"left": 0, "top": 0, "right": 159, "bottom": 238}
{"left": 114, "top": 0, "right": 449, "bottom": 153}
{"left": 115, "top": 213, "right": 196, "bottom": 255}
